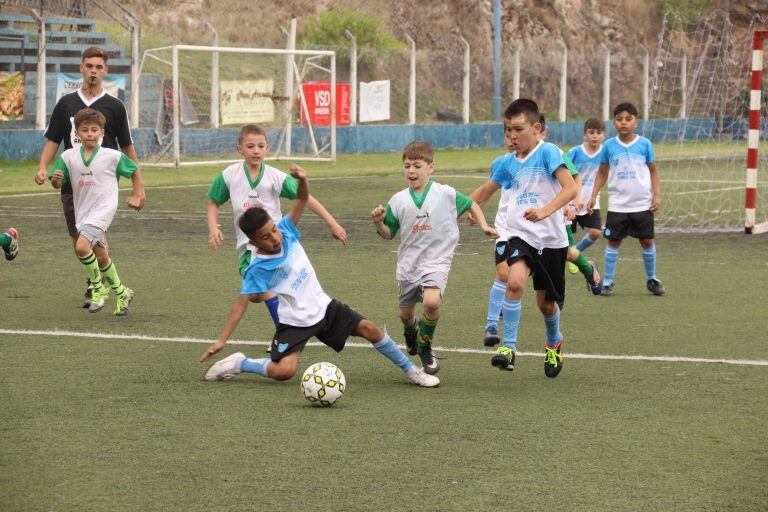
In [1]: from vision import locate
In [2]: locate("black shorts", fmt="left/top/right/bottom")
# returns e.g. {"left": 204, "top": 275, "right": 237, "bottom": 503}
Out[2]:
{"left": 61, "top": 193, "right": 78, "bottom": 238}
{"left": 571, "top": 209, "right": 602, "bottom": 232}
{"left": 495, "top": 237, "right": 567, "bottom": 302}
{"left": 269, "top": 299, "right": 365, "bottom": 362}
{"left": 604, "top": 210, "right": 654, "bottom": 241}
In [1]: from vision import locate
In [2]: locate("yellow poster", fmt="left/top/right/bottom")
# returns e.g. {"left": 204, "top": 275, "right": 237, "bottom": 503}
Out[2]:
{"left": 0, "top": 72, "right": 24, "bottom": 121}
{"left": 219, "top": 79, "right": 275, "bottom": 125}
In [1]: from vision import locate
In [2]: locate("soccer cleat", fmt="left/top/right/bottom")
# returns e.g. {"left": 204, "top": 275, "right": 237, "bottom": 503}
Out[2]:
{"left": 2, "top": 228, "right": 18, "bottom": 261}
{"left": 406, "top": 366, "right": 440, "bottom": 387}
{"left": 647, "top": 278, "right": 666, "bottom": 296}
{"left": 567, "top": 261, "right": 578, "bottom": 274}
{"left": 83, "top": 282, "right": 93, "bottom": 309}
{"left": 418, "top": 344, "right": 440, "bottom": 375}
{"left": 491, "top": 346, "right": 516, "bottom": 371}
{"left": 204, "top": 352, "right": 246, "bottom": 381}
{"left": 114, "top": 288, "right": 133, "bottom": 316}
{"left": 88, "top": 285, "right": 110, "bottom": 313}
{"left": 544, "top": 340, "right": 564, "bottom": 378}
{"left": 483, "top": 325, "right": 501, "bottom": 347}
{"left": 586, "top": 260, "right": 603, "bottom": 295}
{"left": 403, "top": 316, "right": 420, "bottom": 356}
{"left": 600, "top": 282, "right": 614, "bottom": 296}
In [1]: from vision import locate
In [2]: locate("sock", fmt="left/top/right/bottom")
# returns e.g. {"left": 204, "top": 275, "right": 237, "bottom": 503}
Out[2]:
{"left": 501, "top": 298, "right": 521, "bottom": 351}
{"left": 544, "top": 307, "right": 562, "bottom": 348}
{"left": 604, "top": 246, "right": 619, "bottom": 285}
{"left": 78, "top": 251, "right": 103, "bottom": 288}
{"left": 575, "top": 234, "right": 595, "bottom": 252}
{"left": 642, "top": 245, "right": 657, "bottom": 281}
{"left": 100, "top": 259, "right": 126, "bottom": 296}
{"left": 0, "top": 233, "right": 10, "bottom": 248}
{"left": 373, "top": 335, "right": 414, "bottom": 372}
{"left": 418, "top": 316, "right": 438, "bottom": 350}
{"left": 575, "top": 252, "right": 593, "bottom": 279}
{"left": 264, "top": 296, "right": 280, "bottom": 326}
{"left": 486, "top": 279, "right": 506, "bottom": 330}
{"left": 240, "top": 357, "right": 270, "bottom": 377}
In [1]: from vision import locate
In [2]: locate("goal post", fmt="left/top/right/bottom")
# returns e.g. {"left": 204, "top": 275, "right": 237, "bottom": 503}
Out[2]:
{"left": 138, "top": 44, "right": 337, "bottom": 168}
{"left": 745, "top": 30, "right": 768, "bottom": 234}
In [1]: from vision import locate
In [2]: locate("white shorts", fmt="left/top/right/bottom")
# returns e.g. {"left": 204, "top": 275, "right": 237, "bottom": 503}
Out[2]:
{"left": 78, "top": 224, "right": 107, "bottom": 248}
{"left": 398, "top": 272, "right": 448, "bottom": 307}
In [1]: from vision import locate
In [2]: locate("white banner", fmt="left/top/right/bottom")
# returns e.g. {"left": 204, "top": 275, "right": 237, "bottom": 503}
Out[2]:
{"left": 56, "top": 72, "right": 126, "bottom": 102}
{"left": 359, "top": 80, "right": 390, "bottom": 123}
{"left": 220, "top": 79, "right": 275, "bottom": 125}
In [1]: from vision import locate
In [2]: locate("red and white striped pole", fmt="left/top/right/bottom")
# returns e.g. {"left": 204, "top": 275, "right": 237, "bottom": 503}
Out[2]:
{"left": 745, "top": 30, "right": 768, "bottom": 234}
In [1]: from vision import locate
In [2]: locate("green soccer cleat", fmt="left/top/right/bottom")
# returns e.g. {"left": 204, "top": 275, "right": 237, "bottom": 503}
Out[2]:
{"left": 567, "top": 261, "right": 578, "bottom": 274}
{"left": 544, "top": 340, "right": 564, "bottom": 378}
{"left": 114, "top": 287, "right": 133, "bottom": 316}
{"left": 403, "top": 316, "right": 420, "bottom": 356}
{"left": 2, "top": 228, "right": 18, "bottom": 261}
{"left": 491, "top": 346, "right": 515, "bottom": 371}
{"left": 88, "top": 285, "right": 110, "bottom": 313}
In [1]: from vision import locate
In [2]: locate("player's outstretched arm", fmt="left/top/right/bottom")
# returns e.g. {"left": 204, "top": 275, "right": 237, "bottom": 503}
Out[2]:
{"left": 287, "top": 164, "right": 308, "bottom": 226}
{"left": 648, "top": 162, "right": 661, "bottom": 212}
{"left": 207, "top": 201, "right": 225, "bottom": 250}
{"left": 465, "top": 201, "right": 498, "bottom": 238}
{"left": 524, "top": 167, "right": 577, "bottom": 223}
{"left": 36, "top": 140, "right": 60, "bottom": 185}
{"left": 200, "top": 294, "right": 251, "bottom": 362}
{"left": 307, "top": 195, "right": 347, "bottom": 245}
{"left": 467, "top": 180, "right": 501, "bottom": 224}
{"left": 588, "top": 163, "right": 609, "bottom": 212}
{"left": 370, "top": 204, "right": 393, "bottom": 239}
{"left": 127, "top": 169, "right": 145, "bottom": 211}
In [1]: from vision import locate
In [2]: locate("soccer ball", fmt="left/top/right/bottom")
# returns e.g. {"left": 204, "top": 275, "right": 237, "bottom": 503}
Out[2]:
{"left": 301, "top": 362, "right": 346, "bottom": 407}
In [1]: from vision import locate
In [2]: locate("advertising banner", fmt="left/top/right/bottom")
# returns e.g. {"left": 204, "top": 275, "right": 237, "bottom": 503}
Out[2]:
{"left": 220, "top": 79, "right": 275, "bottom": 125}
{"left": 300, "top": 82, "right": 350, "bottom": 126}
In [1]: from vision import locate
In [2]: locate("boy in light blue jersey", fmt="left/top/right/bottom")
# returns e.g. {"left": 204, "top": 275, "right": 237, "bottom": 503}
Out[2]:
{"left": 588, "top": 102, "right": 665, "bottom": 296}
{"left": 470, "top": 99, "right": 577, "bottom": 377}
{"left": 201, "top": 164, "right": 440, "bottom": 389}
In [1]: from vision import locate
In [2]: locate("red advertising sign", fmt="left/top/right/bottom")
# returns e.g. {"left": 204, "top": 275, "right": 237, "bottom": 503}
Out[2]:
{"left": 300, "top": 82, "right": 350, "bottom": 126}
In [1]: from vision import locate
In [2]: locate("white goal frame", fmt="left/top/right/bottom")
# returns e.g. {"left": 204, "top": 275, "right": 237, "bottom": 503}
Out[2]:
{"left": 139, "top": 44, "right": 337, "bottom": 168}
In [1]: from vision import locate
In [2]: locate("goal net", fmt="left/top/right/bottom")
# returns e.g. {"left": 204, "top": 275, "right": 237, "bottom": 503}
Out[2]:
{"left": 647, "top": 11, "right": 768, "bottom": 233}
{"left": 137, "top": 45, "right": 337, "bottom": 168}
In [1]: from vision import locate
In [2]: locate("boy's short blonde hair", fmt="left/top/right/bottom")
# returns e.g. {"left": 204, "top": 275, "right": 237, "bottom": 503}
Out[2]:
{"left": 73, "top": 108, "right": 106, "bottom": 129}
{"left": 402, "top": 141, "right": 434, "bottom": 164}
{"left": 238, "top": 124, "right": 267, "bottom": 146}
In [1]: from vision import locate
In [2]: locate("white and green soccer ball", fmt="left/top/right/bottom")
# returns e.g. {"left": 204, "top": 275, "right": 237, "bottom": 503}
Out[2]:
{"left": 301, "top": 362, "right": 346, "bottom": 406}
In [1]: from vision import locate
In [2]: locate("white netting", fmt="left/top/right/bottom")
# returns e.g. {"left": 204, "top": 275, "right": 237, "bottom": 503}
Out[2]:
{"left": 647, "top": 11, "right": 768, "bottom": 232}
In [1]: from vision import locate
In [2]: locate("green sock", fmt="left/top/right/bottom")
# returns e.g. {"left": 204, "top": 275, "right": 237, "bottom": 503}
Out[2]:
{"left": 418, "top": 316, "right": 438, "bottom": 350}
{"left": 100, "top": 259, "right": 126, "bottom": 296}
{"left": 0, "top": 233, "right": 10, "bottom": 248}
{"left": 77, "top": 251, "right": 103, "bottom": 288}
{"left": 575, "top": 252, "right": 593, "bottom": 278}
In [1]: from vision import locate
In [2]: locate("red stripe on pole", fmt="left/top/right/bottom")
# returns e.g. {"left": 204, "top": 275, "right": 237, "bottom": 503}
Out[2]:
{"left": 750, "top": 109, "right": 761, "bottom": 130}
{"left": 745, "top": 31, "right": 765, "bottom": 231}
{"left": 748, "top": 148, "right": 758, "bottom": 169}
{"left": 746, "top": 188, "right": 757, "bottom": 209}
{"left": 752, "top": 71, "right": 762, "bottom": 90}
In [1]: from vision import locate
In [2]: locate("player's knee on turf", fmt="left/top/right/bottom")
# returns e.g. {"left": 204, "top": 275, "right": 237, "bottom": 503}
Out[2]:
{"left": 270, "top": 355, "right": 299, "bottom": 381}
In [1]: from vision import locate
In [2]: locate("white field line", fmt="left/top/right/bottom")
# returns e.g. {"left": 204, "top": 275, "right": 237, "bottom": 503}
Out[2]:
{"left": 1, "top": 328, "right": 766, "bottom": 367}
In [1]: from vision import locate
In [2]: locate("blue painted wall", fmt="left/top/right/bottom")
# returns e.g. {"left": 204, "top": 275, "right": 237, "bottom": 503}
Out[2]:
{"left": 0, "top": 118, "right": 756, "bottom": 161}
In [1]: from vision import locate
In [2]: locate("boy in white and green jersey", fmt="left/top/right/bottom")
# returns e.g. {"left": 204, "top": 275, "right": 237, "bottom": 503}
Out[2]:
{"left": 372, "top": 141, "right": 498, "bottom": 375}
{"left": 48, "top": 108, "right": 144, "bottom": 315}
{"left": 206, "top": 124, "right": 347, "bottom": 327}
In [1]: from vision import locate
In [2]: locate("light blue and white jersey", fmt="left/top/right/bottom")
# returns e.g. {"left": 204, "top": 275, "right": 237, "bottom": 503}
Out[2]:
{"left": 490, "top": 153, "right": 516, "bottom": 242}
{"left": 490, "top": 140, "right": 569, "bottom": 250}
{"left": 241, "top": 216, "right": 331, "bottom": 327}
{"left": 600, "top": 135, "right": 655, "bottom": 212}
{"left": 566, "top": 144, "right": 604, "bottom": 215}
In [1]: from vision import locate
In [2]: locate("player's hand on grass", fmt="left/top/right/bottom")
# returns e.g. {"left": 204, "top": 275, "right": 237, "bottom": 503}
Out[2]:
{"left": 290, "top": 163, "right": 307, "bottom": 181}
{"left": 523, "top": 207, "right": 548, "bottom": 223}
{"left": 208, "top": 227, "right": 224, "bottom": 250}
{"left": 651, "top": 194, "right": 661, "bottom": 213}
{"left": 370, "top": 205, "right": 386, "bottom": 224}
{"left": 200, "top": 341, "right": 227, "bottom": 362}
{"left": 329, "top": 222, "right": 348, "bottom": 245}
{"left": 35, "top": 168, "right": 47, "bottom": 185}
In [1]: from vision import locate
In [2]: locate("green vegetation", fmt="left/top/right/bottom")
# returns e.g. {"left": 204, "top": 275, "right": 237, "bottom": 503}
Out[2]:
{"left": 656, "top": 0, "right": 712, "bottom": 25}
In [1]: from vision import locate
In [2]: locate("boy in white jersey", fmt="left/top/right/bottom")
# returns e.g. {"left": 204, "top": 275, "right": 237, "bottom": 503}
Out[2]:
{"left": 469, "top": 99, "right": 577, "bottom": 377}
{"left": 371, "top": 141, "right": 498, "bottom": 375}
{"left": 206, "top": 124, "right": 347, "bottom": 327}
{"left": 48, "top": 108, "right": 144, "bottom": 315}
{"left": 588, "top": 103, "right": 665, "bottom": 296}
{"left": 201, "top": 165, "right": 439, "bottom": 388}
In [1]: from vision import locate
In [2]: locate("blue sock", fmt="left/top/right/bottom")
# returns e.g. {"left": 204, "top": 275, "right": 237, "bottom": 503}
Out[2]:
{"left": 604, "top": 246, "right": 619, "bottom": 285}
{"left": 264, "top": 296, "right": 279, "bottom": 326}
{"left": 373, "top": 335, "right": 414, "bottom": 372}
{"left": 240, "top": 357, "right": 270, "bottom": 377}
{"left": 501, "top": 298, "right": 521, "bottom": 351}
{"left": 576, "top": 234, "right": 595, "bottom": 252}
{"left": 642, "top": 245, "right": 657, "bottom": 281}
{"left": 544, "top": 307, "right": 562, "bottom": 348}
{"left": 486, "top": 279, "right": 506, "bottom": 330}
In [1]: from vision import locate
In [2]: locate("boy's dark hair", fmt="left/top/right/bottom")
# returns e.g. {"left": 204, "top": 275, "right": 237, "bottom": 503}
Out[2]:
{"left": 503, "top": 98, "right": 540, "bottom": 125}
{"left": 238, "top": 124, "right": 268, "bottom": 146}
{"left": 584, "top": 118, "right": 605, "bottom": 132}
{"left": 73, "top": 108, "right": 106, "bottom": 129}
{"left": 82, "top": 46, "right": 109, "bottom": 63}
{"left": 613, "top": 102, "right": 638, "bottom": 118}
{"left": 238, "top": 207, "right": 272, "bottom": 238}
{"left": 402, "top": 140, "right": 434, "bottom": 163}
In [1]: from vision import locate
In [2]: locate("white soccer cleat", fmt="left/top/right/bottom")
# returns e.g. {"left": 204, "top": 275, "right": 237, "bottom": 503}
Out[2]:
{"left": 406, "top": 366, "right": 440, "bottom": 388}
{"left": 204, "top": 352, "right": 246, "bottom": 381}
